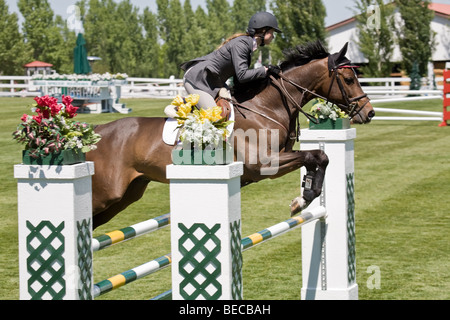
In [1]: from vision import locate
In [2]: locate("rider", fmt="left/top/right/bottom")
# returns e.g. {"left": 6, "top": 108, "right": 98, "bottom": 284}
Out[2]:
{"left": 180, "top": 11, "right": 282, "bottom": 110}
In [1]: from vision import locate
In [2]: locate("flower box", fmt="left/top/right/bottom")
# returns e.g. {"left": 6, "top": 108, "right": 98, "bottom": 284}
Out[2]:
{"left": 309, "top": 118, "right": 351, "bottom": 130}
{"left": 22, "top": 149, "right": 85, "bottom": 166}
{"left": 172, "top": 147, "right": 233, "bottom": 165}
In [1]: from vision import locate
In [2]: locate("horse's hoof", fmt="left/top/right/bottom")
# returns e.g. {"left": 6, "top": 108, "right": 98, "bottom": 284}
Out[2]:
{"left": 290, "top": 197, "right": 306, "bottom": 216}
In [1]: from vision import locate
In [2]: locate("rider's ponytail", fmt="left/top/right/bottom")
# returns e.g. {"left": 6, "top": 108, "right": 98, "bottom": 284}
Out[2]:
{"left": 217, "top": 33, "right": 250, "bottom": 50}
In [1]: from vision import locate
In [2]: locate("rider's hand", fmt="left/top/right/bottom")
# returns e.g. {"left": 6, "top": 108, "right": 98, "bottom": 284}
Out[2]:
{"left": 267, "top": 65, "right": 281, "bottom": 75}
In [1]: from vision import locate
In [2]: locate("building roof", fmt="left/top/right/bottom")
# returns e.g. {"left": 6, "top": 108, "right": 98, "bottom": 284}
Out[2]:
{"left": 23, "top": 61, "right": 53, "bottom": 68}
{"left": 429, "top": 3, "right": 450, "bottom": 16}
{"left": 326, "top": 2, "right": 450, "bottom": 30}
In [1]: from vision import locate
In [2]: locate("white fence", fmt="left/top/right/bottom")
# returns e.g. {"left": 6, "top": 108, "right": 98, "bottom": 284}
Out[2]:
{"left": 0, "top": 75, "right": 444, "bottom": 100}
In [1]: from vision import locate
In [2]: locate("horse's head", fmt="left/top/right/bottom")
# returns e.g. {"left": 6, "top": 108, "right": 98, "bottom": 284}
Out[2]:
{"left": 320, "top": 43, "right": 375, "bottom": 124}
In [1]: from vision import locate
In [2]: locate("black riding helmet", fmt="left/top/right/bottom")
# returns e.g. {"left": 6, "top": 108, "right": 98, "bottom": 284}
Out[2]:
{"left": 247, "top": 12, "right": 282, "bottom": 36}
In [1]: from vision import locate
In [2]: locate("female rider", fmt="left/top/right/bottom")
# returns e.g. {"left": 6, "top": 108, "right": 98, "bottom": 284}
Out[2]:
{"left": 180, "top": 12, "right": 282, "bottom": 109}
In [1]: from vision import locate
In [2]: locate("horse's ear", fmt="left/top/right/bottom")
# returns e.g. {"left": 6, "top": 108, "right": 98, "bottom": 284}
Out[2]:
{"left": 338, "top": 42, "right": 349, "bottom": 59}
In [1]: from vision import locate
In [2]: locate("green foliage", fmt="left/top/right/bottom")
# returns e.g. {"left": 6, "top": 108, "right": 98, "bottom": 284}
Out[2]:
{"left": 395, "top": 0, "right": 436, "bottom": 76}
{"left": 0, "top": 0, "right": 32, "bottom": 75}
{"left": 270, "top": 0, "right": 327, "bottom": 63}
{"left": 354, "top": 0, "right": 395, "bottom": 78}
{"left": 2, "top": 0, "right": 329, "bottom": 78}
{"left": 17, "top": 0, "right": 73, "bottom": 73}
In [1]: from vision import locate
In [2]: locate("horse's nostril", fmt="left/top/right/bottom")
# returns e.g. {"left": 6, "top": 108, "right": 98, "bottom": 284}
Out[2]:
{"left": 368, "top": 110, "right": 375, "bottom": 118}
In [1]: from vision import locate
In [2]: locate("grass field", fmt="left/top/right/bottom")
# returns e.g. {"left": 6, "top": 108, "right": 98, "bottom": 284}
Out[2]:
{"left": 0, "top": 96, "right": 449, "bottom": 300}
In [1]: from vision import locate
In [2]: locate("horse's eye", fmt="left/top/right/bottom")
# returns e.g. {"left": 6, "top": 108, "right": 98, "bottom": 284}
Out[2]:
{"left": 344, "top": 77, "right": 354, "bottom": 85}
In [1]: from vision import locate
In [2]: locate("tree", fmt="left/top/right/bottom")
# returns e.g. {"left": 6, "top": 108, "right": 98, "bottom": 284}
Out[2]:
{"left": 111, "top": 0, "right": 144, "bottom": 75}
{"left": 231, "top": 0, "right": 267, "bottom": 33}
{"left": 18, "top": 0, "right": 71, "bottom": 72}
{"left": 206, "top": 0, "right": 234, "bottom": 50}
{"left": 157, "top": 0, "right": 190, "bottom": 77}
{"left": 270, "top": 0, "right": 327, "bottom": 63}
{"left": 395, "top": 0, "right": 436, "bottom": 77}
{"left": 354, "top": 0, "right": 395, "bottom": 77}
{"left": 141, "top": 8, "right": 163, "bottom": 77}
{"left": 0, "top": 0, "right": 32, "bottom": 75}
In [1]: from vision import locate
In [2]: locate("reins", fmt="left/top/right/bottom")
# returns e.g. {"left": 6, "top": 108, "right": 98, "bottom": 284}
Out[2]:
{"left": 231, "top": 66, "right": 370, "bottom": 142}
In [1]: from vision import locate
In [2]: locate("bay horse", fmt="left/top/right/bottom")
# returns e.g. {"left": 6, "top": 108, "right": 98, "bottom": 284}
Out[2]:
{"left": 87, "top": 41, "right": 375, "bottom": 229}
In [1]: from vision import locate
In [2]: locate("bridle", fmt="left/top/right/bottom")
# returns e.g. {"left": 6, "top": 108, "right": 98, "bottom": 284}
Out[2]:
{"left": 325, "top": 66, "right": 371, "bottom": 119}
{"left": 270, "top": 66, "right": 370, "bottom": 123}
{"left": 231, "top": 64, "right": 371, "bottom": 142}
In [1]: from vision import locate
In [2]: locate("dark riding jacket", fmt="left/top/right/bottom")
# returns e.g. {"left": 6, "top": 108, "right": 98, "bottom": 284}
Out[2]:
{"left": 181, "top": 35, "right": 267, "bottom": 99}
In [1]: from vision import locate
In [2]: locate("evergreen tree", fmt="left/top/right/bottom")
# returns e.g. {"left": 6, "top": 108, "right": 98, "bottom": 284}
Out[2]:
{"left": 157, "top": 0, "right": 189, "bottom": 77}
{"left": 18, "top": 0, "right": 70, "bottom": 72}
{"left": 111, "top": 0, "right": 144, "bottom": 75}
{"left": 354, "top": 0, "right": 395, "bottom": 77}
{"left": 182, "top": 0, "right": 208, "bottom": 61}
{"left": 231, "top": 0, "right": 266, "bottom": 33}
{"left": 0, "top": 0, "right": 32, "bottom": 75}
{"left": 409, "top": 61, "right": 422, "bottom": 91}
{"left": 395, "top": 0, "right": 436, "bottom": 76}
{"left": 270, "top": 0, "right": 327, "bottom": 63}
{"left": 50, "top": 15, "right": 77, "bottom": 74}
{"left": 82, "top": 0, "right": 120, "bottom": 73}
{"left": 141, "top": 7, "right": 163, "bottom": 77}
{"left": 206, "top": 0, "right": 233, "bottom": 49}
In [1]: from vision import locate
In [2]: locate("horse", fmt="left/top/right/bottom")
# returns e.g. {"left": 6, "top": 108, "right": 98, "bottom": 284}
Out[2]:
{"left": 87, "top": 41, "right": 375, "bottom": 229}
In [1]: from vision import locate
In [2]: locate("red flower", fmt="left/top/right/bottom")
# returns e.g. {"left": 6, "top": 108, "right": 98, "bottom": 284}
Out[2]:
{"left": 50, "top": 104, "right": 62, "bottom": 116}
{"left": 21, "top": 114, "right": 28, "bottom": 122}
{"left": 32, "top": 115, "right": 42, "bottom": 124}
{"left": 65, "top": 104, "right": 79, "bottom": 118}
{"left": 34, "top": 96, "right": 45, "bottom": 107}
{"left": 62, "top": 95, "right": 73, "bottom": 107}
{"left": 36, "top": 107, "right": 50, "bottom": 119}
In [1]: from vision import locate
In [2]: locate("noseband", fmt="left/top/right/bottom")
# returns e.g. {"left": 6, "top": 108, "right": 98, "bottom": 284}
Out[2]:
{"left": 270, "top": 67, "right": 370, "bottom": 122}
{"left": 326, "top": 66, "right": 370, "bottom": 119}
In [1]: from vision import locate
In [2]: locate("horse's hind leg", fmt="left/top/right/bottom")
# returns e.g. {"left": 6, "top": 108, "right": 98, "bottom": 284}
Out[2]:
{"left": 93, "top": 176, "right": 150, "bottom": 229}
{"left": 290, "top": 150, "right": 329, "bottom": 216}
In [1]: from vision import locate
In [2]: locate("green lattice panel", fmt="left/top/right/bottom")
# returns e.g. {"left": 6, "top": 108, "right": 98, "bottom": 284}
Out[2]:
{"left": 26, "top": 221, "right": 65, "bottom": 300}
{"left": 230, "top": 220, "right": 243, "bottom": 300}
{"left": 77, "top": 219, "right": 92, "bottom": 300}
{"left": 346, "top": 173, "right": 356, "bottom": 284}
{"left": 178, "top": 223, "right": 222, "bottom": 300}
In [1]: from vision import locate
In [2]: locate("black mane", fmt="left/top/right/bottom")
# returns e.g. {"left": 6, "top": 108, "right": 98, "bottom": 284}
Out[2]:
{"left": 233, "top": 41, "right": 330, "bottom": 101}
{"left": 280, "top": 40, "right": 330, "bottom": 71}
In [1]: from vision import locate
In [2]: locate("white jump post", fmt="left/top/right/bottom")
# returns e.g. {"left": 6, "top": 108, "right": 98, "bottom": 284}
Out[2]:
{"left": 300, "top": 128, "right": 358, "bottom": 300}
{"left": 14, "top": 162, "right": 95, "bottom": 300}
{"left": 167, "top": 162, "right": 244, "bottom": 300}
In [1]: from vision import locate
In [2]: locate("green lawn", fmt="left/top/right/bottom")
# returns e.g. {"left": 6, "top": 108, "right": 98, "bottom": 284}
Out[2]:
{"left": 0, "top": 97, "right": 448, "bottom": 300}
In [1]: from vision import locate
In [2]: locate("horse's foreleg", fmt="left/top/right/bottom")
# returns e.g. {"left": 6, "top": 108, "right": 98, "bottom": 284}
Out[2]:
{"left": 261, "top": 149, "right": 328, "bottom": 216}
{"left": 289, "top": 149, "right": 329, "bottom": 216}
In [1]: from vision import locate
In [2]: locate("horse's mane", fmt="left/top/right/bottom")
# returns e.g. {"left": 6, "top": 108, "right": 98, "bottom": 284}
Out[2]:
{"left": 233, "top": 40, "right": 330, "bottom": 101}
{"left": 280, "top": 40, "right": 330, "bottom": 71}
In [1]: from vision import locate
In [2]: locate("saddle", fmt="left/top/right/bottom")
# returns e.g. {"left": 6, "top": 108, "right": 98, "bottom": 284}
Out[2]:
{"left": 216, "top": 98, "right": 233, "bottom": 122}
{"left": 162, "top": 97, "right": 235, "bottom": 146}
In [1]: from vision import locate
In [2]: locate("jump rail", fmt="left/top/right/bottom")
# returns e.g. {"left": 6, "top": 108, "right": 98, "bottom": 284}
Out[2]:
{"left": 93, "top": 206, "right": 326, "bottom": 298}
{"left": 92, "top": 213, "right": 170, "bottom": 252}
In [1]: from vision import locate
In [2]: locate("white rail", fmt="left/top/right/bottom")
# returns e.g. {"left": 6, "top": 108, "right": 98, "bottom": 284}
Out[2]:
{"left": 0, "top": 75, "right": 445, "bottom": 100}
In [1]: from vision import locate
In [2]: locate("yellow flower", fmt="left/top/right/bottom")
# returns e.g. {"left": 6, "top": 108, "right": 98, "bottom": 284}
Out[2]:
{"left": 198, "top": 106, "right": 223, "bottom": 123}
{"left": 210, "top": 106, "right": 223, "bottom": 122}
{"left": 185, "top": 94, "right": 200, "bottom": 106}
{"left": 171, "top": 95, "right": 184, "bottom": 107}
{"left": 176, "top": 103, "right": 192, "bottom": 122}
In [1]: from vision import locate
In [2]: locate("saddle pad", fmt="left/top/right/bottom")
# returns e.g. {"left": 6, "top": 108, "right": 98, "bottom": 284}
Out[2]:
{"left": 163, "top": 103, "right": 235, "bottom": 146}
